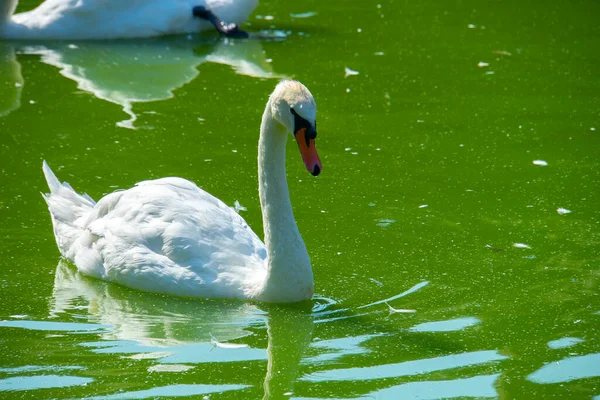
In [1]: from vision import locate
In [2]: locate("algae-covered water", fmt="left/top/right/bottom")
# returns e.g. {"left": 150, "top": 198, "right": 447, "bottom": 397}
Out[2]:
{"left": 1, "top": 0, "right": 599, "bottom": 398}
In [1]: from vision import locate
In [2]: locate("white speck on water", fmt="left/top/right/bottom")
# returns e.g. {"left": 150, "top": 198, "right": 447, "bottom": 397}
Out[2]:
{"left": 376, "top": 148, "right": 381, "bottom": 151}
{"left": 374, "top": 51, "right": 384, "bottom": 55}
{"left": 233, "top": 200, "right": 247, "bottom": 213}
{"left": 321, "top": 210, "right": 326, "bottom": 213}
{"left": 345, "top": 67, "right": 359, "bottom": 77}
{"left": 492, "top": 50, "right": 512, "bottom": 56}
{"left": 29, "top": 100, "right": 36, "bottom": 104}
{"left": 513, "top": 243, "right": 531, "bottom": 249}
{"left": 68, "top": 44, "right": 78, "bottom": 49}
{"left": 377, "top": 218, "right": 396, "bottom": 227}
{"left": 197, "top": 117, "right": 205, "bottom": 121}
{"left": 337, "top": 252, "right": 343, "bottom": 255}
{"left": 265, "top": 58, "right": 272, "bottom": 63}
{"left": 264, "top": 15, "right": 274, "bottom": 20}
{"left": 290, "top": 11, "right": 318, "bottom": 18}
{"left": 15, "top": 82, "right": 22, "bottom": 87}
{"left": 468, "top": 24, "right": 476, "bottom": 28}
{"left": 232, "top": 149, "right": 238, "bottom": 153}
{"left": 9, "top": 315, "right": 28, "bottom": 319}
{"left": 370, "top": 278, "right": 384, "bottom": 287}
{"left": 368, "top": 202, "right": 376, "bottom": 206}
{"left": 485, "top": 71, "right": 495, "bottom": 75}
{"left": 591, "top": 127, "right": 596, "bottom": 131}
{"left": 204, "top": 159, "right": 212, "bottom": 162}
{"left": 357, "top": 28, "right": 362, "bottom": 33}
{"left": 533, "top": 160, "right": 548, "bottom": 166}
{"left": 351, "top": 152, "right": 358, "bottom": 155}
{"left": 478, "top": 62, "right": 490, "bottom": 67}
{"left": 345, "top": 147, "right": 352, "bottom": 151}
{"left": 417, "top": 119, "right": 424, "bottom": 123}
{"left": 557, "top": 208, "right": 571, "bottom": 215}
{"left": 419, "top": 204, "right": 428, "bottom": 208}
{"left": 377, "top": 4, "right": 382, "bottom": 8}
{"left": 346, "top": 88, "right": 351, "bottom": 93}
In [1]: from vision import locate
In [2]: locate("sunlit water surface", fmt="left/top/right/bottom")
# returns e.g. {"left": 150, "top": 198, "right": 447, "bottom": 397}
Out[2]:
{"left": 0, "top": 0, "right": 599, "bottom": 399}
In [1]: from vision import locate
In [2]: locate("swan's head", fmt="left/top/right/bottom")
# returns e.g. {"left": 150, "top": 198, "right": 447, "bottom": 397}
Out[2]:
{"left": 270, "top": 80, "right": 322, "bottom": 176}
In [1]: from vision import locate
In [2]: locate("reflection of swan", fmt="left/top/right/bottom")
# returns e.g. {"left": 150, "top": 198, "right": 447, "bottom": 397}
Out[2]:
{"left": 0, "top": 0, "right": 258, "bottom": 39}
{"left": 43, "top": 80, "right": 322, "bottom": 302}
{"left": 11, "top": 38, "right": 283, "bottom": 128}
{"left": 51, "top": 260, "right": 264, "bottom": 344}
{"left": 0, "top": 42, "right": 22, "bottom": 117}
{"left": 50, "top": 260, "right": 314, "bottom": 398}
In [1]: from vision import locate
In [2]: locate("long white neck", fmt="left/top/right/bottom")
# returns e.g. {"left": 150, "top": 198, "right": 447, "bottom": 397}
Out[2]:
{"left": 256, "top": 103, "right": 313, "bottom": 302}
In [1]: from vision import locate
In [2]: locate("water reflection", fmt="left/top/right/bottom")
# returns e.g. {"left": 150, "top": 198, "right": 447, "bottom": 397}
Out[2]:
{"left": 51, "top": 260, "right": 312, "bottom": 398}
{"left": 354, "top": 373, "right": 500, "bottom": 400}
{"left": 0, "top": 42, "right": 22, "bottom": 118}
{"left": 527, "top": 353, "right": 600, "bottom": 384}
{"left": 300, "top": 350, "right": 507, "bottom": 382}
{"left": 0, "top": 37, "right": 284, "bottom": 128}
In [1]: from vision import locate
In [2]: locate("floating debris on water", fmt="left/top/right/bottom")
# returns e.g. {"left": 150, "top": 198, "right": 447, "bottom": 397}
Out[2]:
{"left": 468, "top": 24, "right": 476, "bottom": 29}
{"left": 290, "top": 11, "right": 318, "bottom": 18}
{"left": 557, "top": 208, "right": 571, "bottom": 215}
{"left": 376, "top": 218, "right": 396, "bottom": 227}
{"left": 346, "top": 88, "right": 351, "bottom": 93}
{"left": 513, "top": 243, "right": 531, "bottom": 249}
{"left": 485, "top": 244, "right": 504, "bottom": 252}
{"left": 386, "top": 302, "right": 416, "bottom": 314}
{"left": 210, "top": 333, "right": 248, "bottom": 349}
{"left": 149, "top": 364, "right": 195, "bottom": 373}
{"left": 374, "top": 51, "right": 384, "bottom": 55}
{"left": 485, "top": 71, "right": 495, "bottom": 75}
{"left": 233, "top": 200, "right": 247, "bottom": 213}
{"left": 533, "top": 160, "right": 548, "bottom": 166}
{"left": 492, "top": 50, "right": 512, "bottom": 56}
{"left": 358, "top": 281, "right": 429, "bottom": 309}
{"left": 478, "top": 62, "right": 490, "bottom": 68}
{"left": 419, "top": 204, "right": 428, "bottom": 208}
{"left": 345, "top": 67, "right": 359, "bottom": 77}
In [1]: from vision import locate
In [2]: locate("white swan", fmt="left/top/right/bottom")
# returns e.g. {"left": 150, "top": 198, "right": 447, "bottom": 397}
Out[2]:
{"left": 43, "top": 80, "right": 322, "bottom": 303}
{"left": 0, "top": 0, "right": 257, "bottom": 40}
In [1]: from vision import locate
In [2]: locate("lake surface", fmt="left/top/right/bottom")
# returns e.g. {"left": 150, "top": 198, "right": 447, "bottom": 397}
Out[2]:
{"left": 1, "top": 0, "right": 599, "bottom": 398}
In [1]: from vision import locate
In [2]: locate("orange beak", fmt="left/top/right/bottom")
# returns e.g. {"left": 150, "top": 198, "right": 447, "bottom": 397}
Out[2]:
{"left": 295, "top": 128, "right": 322, "bottom": 176}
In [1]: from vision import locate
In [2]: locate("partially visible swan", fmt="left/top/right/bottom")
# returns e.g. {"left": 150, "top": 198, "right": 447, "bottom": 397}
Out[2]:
{"left": 0, "top": 0, "right": 258, "bottom": 40}
{"left": 43, "top": 80, "right": 322, "bottom": 303}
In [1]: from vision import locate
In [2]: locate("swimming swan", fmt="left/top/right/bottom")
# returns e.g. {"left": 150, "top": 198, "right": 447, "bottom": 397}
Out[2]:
{"left": 43, "top": 80, "right": 322, "bottom": 303}
{"left": 0, "top": 0, "right": 257, "bottom": 40}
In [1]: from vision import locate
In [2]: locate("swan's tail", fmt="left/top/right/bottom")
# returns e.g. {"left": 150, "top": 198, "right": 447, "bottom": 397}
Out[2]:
{"left": 42, "top": 161, "right": 95, "bottom": 257}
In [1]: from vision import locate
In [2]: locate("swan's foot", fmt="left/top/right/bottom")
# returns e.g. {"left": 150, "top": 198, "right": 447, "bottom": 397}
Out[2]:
{"left": 192, "top": 6, "right": 250, "bottom": 39}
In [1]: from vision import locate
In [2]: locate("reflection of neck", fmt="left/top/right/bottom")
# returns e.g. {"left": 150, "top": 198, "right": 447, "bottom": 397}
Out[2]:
{"left": 257, "top": 104, "right": 313, "bottom": 302}
{"left": 261, "top": 307, "right": 313, "bottom": 400}
{"left": 1, "top": 0, "right": 16, "bottom": 22}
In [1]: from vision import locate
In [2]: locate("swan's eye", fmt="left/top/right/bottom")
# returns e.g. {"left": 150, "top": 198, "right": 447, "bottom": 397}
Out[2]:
{"left": 291, "top": 108, "right": 316, "bottom": 143}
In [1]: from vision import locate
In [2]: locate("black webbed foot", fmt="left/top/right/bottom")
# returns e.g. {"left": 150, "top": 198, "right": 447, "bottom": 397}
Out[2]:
{"left": 192, "top": 6, "right": 250, "bottom": 39}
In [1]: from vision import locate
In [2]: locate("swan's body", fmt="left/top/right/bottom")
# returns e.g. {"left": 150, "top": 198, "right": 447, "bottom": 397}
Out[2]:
{"left": 0, "top": 0, "right": 257, "bottom": 40}
{"left": 43, "top": 80, "right": 322, "bottom": 302}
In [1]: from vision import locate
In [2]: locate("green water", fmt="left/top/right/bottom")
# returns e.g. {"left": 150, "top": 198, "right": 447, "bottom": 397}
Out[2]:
{"left": 1, "top": 0, "right": 599, "bottom": 398}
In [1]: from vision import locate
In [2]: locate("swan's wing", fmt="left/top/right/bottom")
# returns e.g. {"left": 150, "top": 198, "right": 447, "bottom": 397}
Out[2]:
{"left": 75, "top": 177, "right": 267, "bottom": 299}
